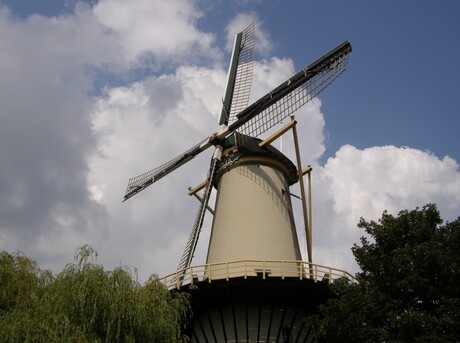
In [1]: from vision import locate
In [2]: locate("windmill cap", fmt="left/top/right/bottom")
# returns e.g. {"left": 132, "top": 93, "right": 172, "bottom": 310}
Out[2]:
{"left": 215, "top": 133, "right": 298, "bottom": 186}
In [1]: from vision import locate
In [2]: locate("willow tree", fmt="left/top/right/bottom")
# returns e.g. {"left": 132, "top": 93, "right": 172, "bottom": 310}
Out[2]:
{"left": 0, "top": 245, "right": 190, "bottom": 342}
{"left": 307, "top": 204, "right": 460, "bottom": 342}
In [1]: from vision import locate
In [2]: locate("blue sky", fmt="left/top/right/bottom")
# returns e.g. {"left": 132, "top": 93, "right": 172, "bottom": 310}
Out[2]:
{"left": 0, "top": 0, "right": 459, "bottom": 280}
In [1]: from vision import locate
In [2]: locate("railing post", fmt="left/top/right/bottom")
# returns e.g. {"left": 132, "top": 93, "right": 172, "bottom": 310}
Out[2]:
{"left": 282, "top": 260, "right": 285, "bottom": 280}
{"left": 208, "top": 264, "right": 212, "bottom": 283}
{"left": 263, "top": 260, "right": 266, "bottom": 279}
{"left": 226, "top": 262, "right": 229, "bottom": 281}
{"left": 244, "top": 260, "right": 247, "bottom": 279}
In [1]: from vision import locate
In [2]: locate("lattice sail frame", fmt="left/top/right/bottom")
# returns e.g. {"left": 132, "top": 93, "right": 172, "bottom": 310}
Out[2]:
{"left": 176, "top": 157, "right": 219, "bottom": 271}
{"left": 235, "top": 48, "right": 350, "bottom": 138}
{"left": 123, "top": 138, "right": 208, "bottom": 201}
{"left": 226, "top": 23, "right": 255, "bottom": 126}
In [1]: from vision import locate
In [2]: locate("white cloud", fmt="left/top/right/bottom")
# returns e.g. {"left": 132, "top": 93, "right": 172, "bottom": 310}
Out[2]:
{"left": 324, "top": 145, "right": 460, "bottom": 224}
{"left": 0, "top": 3, "right": 125, "bottom": 77}
{"left": 93, "top": 0, "right": 219, "bottom": 66}
{"left": 308, "top": 145, "right": 460, "bottom": 274}
{"left": 251, "top": 57, "right": 295, "bottom": 100}
{"left": 225, "top": 12, "right": 272, "bottom": 55}
{"left": 0, "top": 4, "right": 113, "bottom": 272}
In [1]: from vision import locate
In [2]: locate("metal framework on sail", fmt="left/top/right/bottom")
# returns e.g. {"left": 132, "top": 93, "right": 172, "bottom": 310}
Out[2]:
{"left": 231, "top": 41, "right": 352, "bottom": 138}
{"left": 225, "top": 23, "right": 256, "bottom": 126}
{"left": 123, "top": 137, "right": 209, "bottom": 201}
{"left": 176, "top": 156, "right": 219, "bottom": 271}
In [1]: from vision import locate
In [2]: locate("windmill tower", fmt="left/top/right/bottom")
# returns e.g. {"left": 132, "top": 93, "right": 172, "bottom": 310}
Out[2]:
{"left": 124, "top": 24, "right": 353, "bottom": 342}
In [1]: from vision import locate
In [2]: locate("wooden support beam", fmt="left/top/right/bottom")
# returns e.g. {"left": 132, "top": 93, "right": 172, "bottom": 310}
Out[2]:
{"left": 302, "top": 165, "right": 312, "bottom": 176}
{"left": 306, "top": 166, "right": 312, "bottom": 258}
{"left": 291, "top": 116, "right": 312, "bottom": 266}
{"left": 189, "top": 187, "right": 215, "bottom": 215}
{"left": 188, "top": 180, "right": 207, "bottom": 196}
{"left": 258, "top": 117, "right": 297, "bottom": 147}
{"left": 303, "top": 166, "right": 313, "bottom": 242}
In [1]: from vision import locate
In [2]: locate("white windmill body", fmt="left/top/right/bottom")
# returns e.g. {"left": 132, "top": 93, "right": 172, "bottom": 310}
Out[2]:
{"left": 123, "top": 23, "right": 354, "bottom": 342}
{"left": 206, "top": 136, "right": 302, "bottom": 277}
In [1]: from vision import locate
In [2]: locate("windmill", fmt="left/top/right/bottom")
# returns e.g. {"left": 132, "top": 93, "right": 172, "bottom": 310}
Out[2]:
{"left": 124, "top": 24, "right": 353, "bottom": 342}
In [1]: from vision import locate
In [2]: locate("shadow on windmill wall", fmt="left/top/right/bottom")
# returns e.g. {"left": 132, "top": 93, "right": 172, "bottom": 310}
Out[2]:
{"left": 238, "top": 164, "right": 292, "bottom": 222}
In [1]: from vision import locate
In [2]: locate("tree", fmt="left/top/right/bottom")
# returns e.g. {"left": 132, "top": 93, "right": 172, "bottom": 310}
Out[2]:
{"left": 307, "top": 204, "right": 460, "bottom": 342}
{"left": 0, "top": 245, "right": 190, "bottom": 342}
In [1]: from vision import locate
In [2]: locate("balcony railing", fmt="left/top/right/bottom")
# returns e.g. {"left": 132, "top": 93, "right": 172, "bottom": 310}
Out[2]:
{"left": 159, "top": 259, "right": 356, "bottom": 290}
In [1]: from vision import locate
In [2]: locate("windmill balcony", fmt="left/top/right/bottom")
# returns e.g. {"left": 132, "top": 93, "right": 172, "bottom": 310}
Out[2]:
{"left": 160, "top": 259, "right": 355, "bottom": 291}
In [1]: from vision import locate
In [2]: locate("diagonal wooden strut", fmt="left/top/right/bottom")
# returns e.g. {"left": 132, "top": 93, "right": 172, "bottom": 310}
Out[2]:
{"left": 188, "top": 184, "right": 215, "bottom": 215}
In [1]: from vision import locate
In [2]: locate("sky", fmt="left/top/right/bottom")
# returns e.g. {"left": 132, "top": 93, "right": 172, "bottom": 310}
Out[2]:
{"left": 1, "top": 0, "right": 459, "bottom": 282}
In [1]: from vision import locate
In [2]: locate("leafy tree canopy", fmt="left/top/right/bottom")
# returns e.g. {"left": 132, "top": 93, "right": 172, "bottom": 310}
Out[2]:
{"left": 307, "top": 204, "right": 460, "bottom": 342}
{"left": 0, "top": 245, "right": 190, "bottom": 342}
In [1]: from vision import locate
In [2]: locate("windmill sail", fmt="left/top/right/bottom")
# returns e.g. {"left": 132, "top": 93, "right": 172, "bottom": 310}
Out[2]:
{"left": 230, "top": 40, "right": 352, "bottom": 137}
{"left": 123, "top": 136, "right": 212, "bottom": 201}
{"left": 219, "top": 23, "right": 256, "bottom": 127}
{"left": 176, "top": 154, "right": 219, "bottom": 271}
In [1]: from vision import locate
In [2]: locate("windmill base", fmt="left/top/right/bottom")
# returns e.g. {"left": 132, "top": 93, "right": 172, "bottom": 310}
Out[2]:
{"left": 181, "top": 276, "right": 330, "bottom": 342}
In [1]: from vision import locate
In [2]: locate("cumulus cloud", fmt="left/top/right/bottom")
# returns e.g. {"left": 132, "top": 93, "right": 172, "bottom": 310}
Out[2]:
{"left": 225, "top": 12, "right": 272, "bottom": 55}
{"left": 309, "top": 145, "right": 460, "bottom": 273}
{"left": 93, "top": 0, "right": 219, "bottom": 67}
{"left": 0, "top": 4, "right": 112, "bottom": 270}
{"left": 323, "top": 145, "right": 460, "bottom": 224}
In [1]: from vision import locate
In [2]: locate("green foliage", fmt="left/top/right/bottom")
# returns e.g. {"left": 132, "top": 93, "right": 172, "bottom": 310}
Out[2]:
{"left": 0, "top": 245, "right": 190, "bottom": 342}
{"left": 0, "top": 250, "right": 52, "bottom": 313}
{"left": 307, "top": 204, "right": 460, "bottom": 342}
